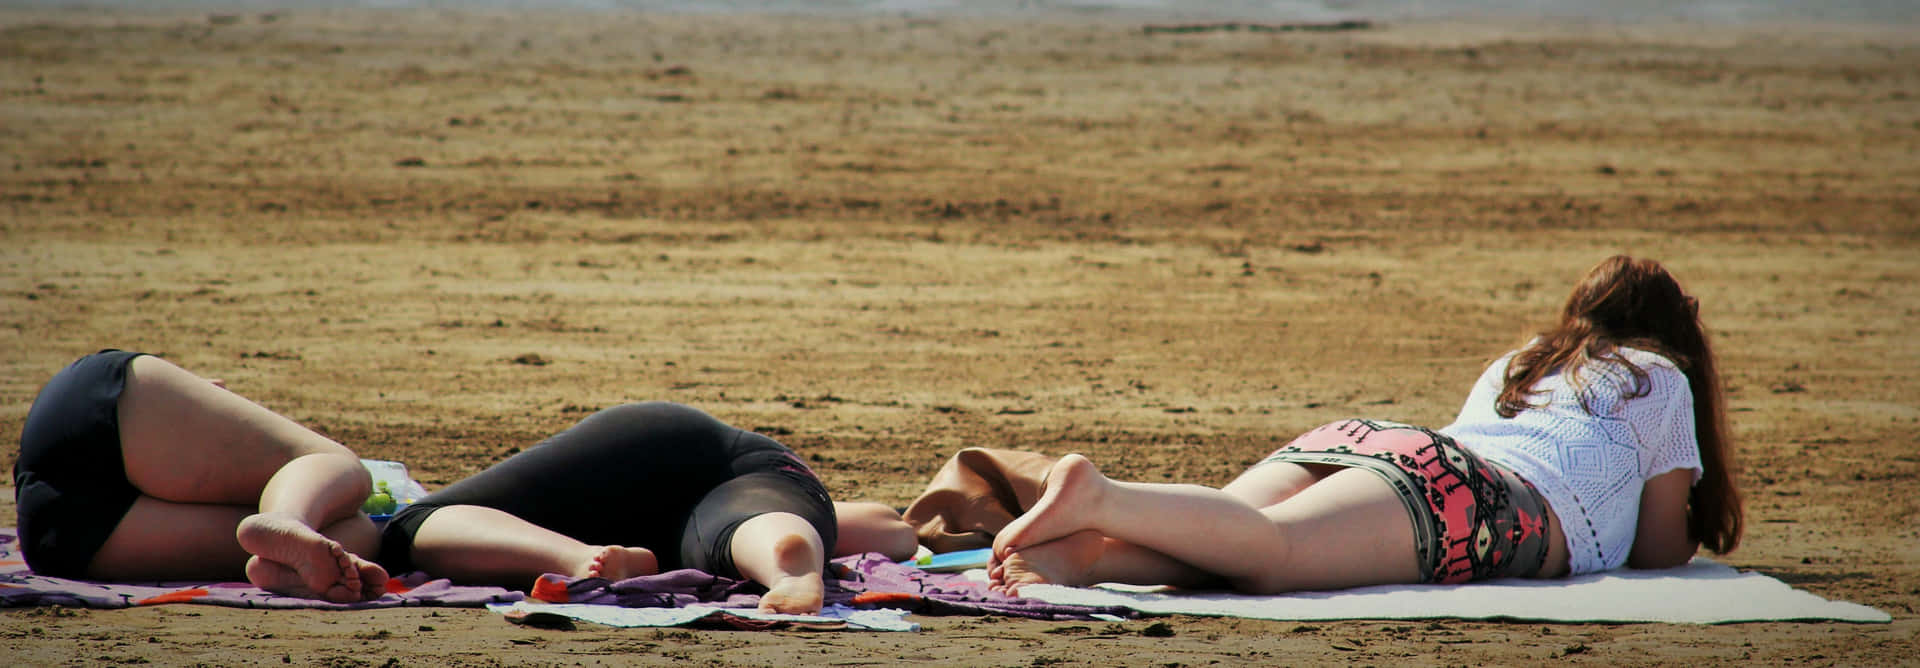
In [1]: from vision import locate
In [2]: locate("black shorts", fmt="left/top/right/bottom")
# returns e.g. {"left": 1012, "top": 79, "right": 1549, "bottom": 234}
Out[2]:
{"left": 379, "top": 401, "right": 837, "bottom": 580}
{"left": 13, "top": 349, "right": 149, "bottom": 577}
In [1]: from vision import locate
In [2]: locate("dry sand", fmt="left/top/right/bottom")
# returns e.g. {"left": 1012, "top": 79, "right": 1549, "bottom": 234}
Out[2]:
{"left": 2, "top": 6, "right": 1917, "bottom": 666}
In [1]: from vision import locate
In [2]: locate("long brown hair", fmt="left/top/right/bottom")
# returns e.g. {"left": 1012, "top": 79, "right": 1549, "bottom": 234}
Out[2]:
{"left": 1496, "top": 255, "right": 1742, "bottom": 554}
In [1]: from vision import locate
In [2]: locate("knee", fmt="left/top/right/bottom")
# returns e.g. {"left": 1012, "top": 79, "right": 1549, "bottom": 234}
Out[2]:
{"left": 301, "top": 452, "right": 373, "bottom": 497}
{"left": 730, "top": 512, "right": 827, "bottom": 556}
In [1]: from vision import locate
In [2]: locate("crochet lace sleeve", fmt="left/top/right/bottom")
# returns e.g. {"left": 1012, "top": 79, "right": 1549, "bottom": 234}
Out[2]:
{"left": 1628, "top": 361, "right": 1705, "bottom": 484}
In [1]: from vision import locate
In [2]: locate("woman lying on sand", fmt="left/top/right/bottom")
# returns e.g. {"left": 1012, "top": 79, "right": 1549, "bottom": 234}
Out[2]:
{"left": 16, "top": 356, "right": 914, "bottom": 612}
{"left": 376, "top": 400, "right": 917, "bottom": 615}
{"left": 15, "top": 351, "right": 389, "bottom": 602}
{"left": 989, "top": 255, "right": 1744, "bottom": 595}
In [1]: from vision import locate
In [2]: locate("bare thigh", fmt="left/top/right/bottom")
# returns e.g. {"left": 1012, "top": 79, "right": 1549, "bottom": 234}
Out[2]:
{"left": 88, "top": 495, "right": 379, "bottom": 580}
{"left": 87, "top": 496, "right": 254, "bottom": 580}
{"left": 115, "top": 356, "right": 354, "bottom": 504}
{"left": 1243, "top": 468, "right": 1422, "bottom": 593}
{"left": 1220, "top": 461, "right": 1332, "bottom": 508}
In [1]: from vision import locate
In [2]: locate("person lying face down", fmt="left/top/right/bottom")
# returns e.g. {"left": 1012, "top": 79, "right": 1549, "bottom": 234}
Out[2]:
{"left": 15, "top": 351, "right": 389, "bottom": 603}
{"left": 987, "top": 255, "right": 1743, "bottom": 596}
{"left": 375, "top": 401, "right": 918, "bottom": 615}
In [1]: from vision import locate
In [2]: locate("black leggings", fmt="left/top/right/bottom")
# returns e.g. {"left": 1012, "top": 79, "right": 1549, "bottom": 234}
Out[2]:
{"left": 378, "top": 402, "right": 837, "bottom": 580}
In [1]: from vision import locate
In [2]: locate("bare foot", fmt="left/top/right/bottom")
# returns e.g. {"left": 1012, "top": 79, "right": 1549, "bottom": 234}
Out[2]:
{"left": 582, "top": 545, "right": 658, "bottom": 581}
{"left": 236, "top": 512, "right": 365, "bottom": 603}
{"left": 992, "top": 454, "right": 1110, "bottom": 560}
{"left": 349, "top": 557, "right": 388, "bottom": 600}
{"left": 327, "top": 519, "right": 390, "bottom": 599}
{"left": 759, "top": 574, "right": 826, "bottom": 615}
{"left": 243, "top": 556, "right": 306, "bottom": 595}
{"left": 246, "top": 553, "right": 388, "bottom": 601}
{"left": 990, "top": 529, "right": 1106, "bottom": 597}
{"left": 756, "top": 532, "right": 825, "bottom": 615}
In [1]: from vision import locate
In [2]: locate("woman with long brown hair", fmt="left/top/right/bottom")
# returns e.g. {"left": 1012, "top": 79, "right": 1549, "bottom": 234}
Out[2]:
{"left": 988, "top": 255, "right": 1743, "bottom": 595}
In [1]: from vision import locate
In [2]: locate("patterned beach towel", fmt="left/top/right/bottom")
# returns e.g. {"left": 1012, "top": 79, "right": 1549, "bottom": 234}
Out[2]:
{"left": 0, "top": 528, "right": 521, "bottom": 610}
{"left": 524, "top": 551, "right": 1134, "bottom": 622}
{"left": 1, "top": 528, "right": 1126, "bottom": 627}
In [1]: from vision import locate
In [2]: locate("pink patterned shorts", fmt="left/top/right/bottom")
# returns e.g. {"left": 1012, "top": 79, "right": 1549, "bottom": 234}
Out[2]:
{"left": 1259, "top": 418, "right": 1552, "bottom": 584}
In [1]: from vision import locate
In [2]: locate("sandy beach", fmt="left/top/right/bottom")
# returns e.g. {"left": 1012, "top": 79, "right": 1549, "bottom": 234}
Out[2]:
{"left": 2, "top": 6, "right": 1917, "bottom": 665}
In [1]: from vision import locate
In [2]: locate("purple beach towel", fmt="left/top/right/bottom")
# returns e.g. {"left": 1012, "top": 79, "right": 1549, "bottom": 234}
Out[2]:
{"left": 0, "top": 528, "right": 522, "bottom": 610}
{"left": 536, "top": 552, "right": 1135, "bottom": 621}
{"left": 2, "top": 528, "right": 1125, "bottom": 622}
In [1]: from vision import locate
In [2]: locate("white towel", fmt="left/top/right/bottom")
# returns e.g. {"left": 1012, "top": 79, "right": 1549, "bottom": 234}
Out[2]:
{"left": 1012, "top": 558, "right": 1889, "bottom": 624}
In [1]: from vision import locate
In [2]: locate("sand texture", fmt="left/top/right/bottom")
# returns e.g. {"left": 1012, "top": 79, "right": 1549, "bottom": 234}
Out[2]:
{"left": 3, "top": 7, "right": 1917, "bottom": 666}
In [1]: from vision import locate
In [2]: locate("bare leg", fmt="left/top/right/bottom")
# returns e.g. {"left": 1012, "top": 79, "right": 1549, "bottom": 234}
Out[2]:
{"left": 991, "top": 455, "right": 1289, "bottom": 586}
{"left": 1220, "top": 460, "right": 1328, "bottom": 507}
{"left": 991, "top": 531, "right": 1222, "bottom": 595}
{"left": 831, "top": 502, "right": 918, "bottom": 561}
{"left": 96, "top": 356, "right": 384, "bottom": 601}
{"left": 89, "top": 498, "right": 384, "bottom": 591}
{"left": 728, "top": 512, "right": 827, "bottom": 615}
{"left": 991, "top": 454, "right": 1421, "bottom": 594}
{"left": 88, "top": 499, "right": 254, "bottom": 580}
{"left": 990, "top": 530, "right": 1104, "bottom": 594}
{"left": 993, "top": 461, "right": 1331, "bottom": 594}
{"left": 405, "top": 505, "right": 657, "bottom": 588}
{"left": 89, "top": 500, "right": 377, "bottom": 601}
{"left": 235, "top": 452, "right": 388, "bottom": 602}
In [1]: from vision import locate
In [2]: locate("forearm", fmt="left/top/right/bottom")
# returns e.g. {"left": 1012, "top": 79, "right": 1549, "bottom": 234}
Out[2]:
{"left": 1627, "top": 541, "right": 1698, "bottom": 569}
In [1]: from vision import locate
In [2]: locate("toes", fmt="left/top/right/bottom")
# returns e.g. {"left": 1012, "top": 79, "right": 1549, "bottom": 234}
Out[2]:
{"left": 354, "top": 558, "right": 389, "bottom": 600}
{"left": 332, "top": 546, "right": 360, "bottom": 591}
{"left": 238, "top": 513, "right": 361, "bottom": 599}
{"left": 325, "top": 583, "right": 357, "bottom": 603}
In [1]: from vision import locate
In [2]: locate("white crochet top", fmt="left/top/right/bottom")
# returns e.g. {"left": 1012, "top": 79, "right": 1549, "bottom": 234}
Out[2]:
{"left": 1439, "top": 346, "right": 1703, "bottom": 574}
